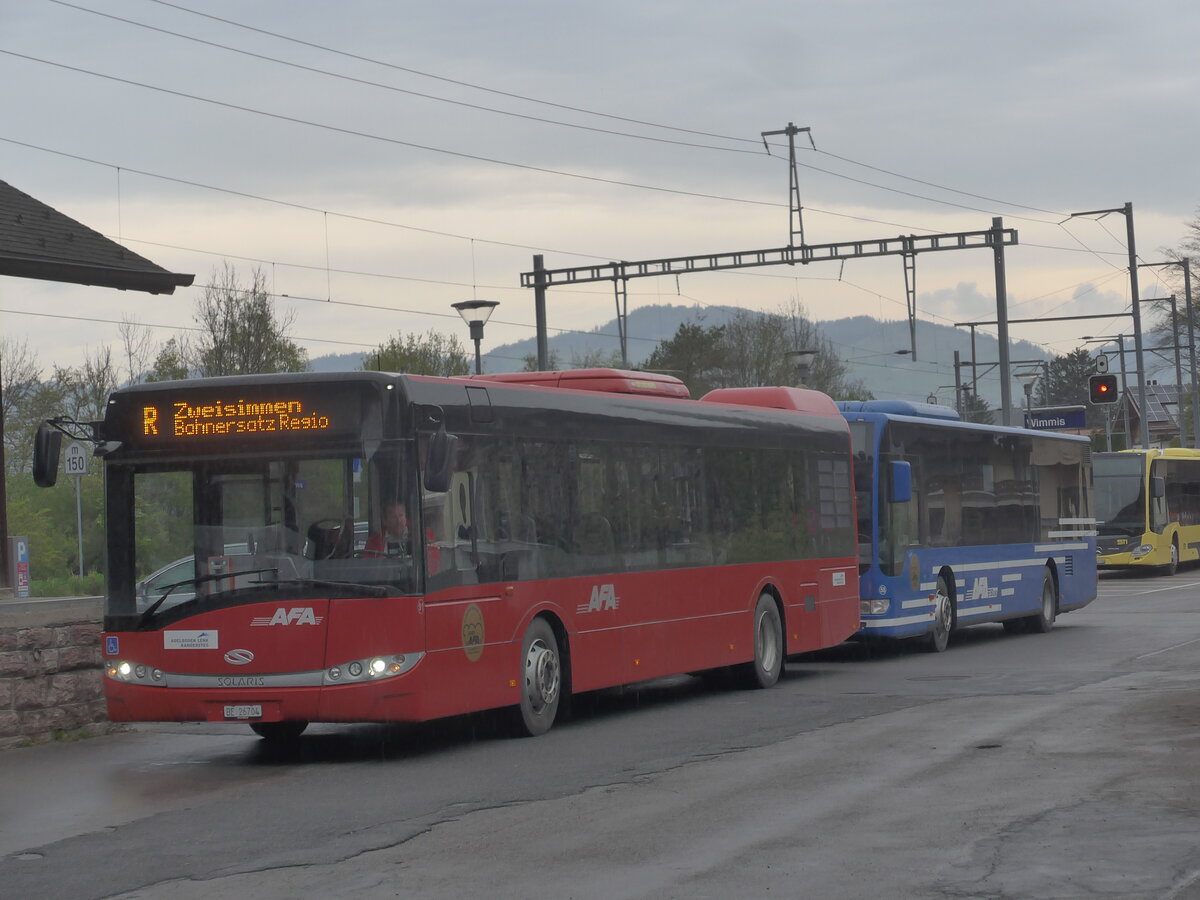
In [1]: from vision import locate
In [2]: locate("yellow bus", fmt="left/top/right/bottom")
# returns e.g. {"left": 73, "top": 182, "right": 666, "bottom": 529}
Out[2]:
{"left": 1095, "top": 448, "right": 1200, "bottom": 575}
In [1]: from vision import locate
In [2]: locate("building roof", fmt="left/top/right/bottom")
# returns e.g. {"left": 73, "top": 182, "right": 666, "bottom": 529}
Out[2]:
{"left": 1126, "top": 382, "right": 1185, "bottom": 430}
{"left": 0, "top": 178, "right": 193, "bottom": 295}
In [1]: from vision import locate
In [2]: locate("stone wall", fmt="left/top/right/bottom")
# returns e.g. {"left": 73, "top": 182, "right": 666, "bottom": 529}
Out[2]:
{"left": 0, "top": 597, "right": 110, "bottom": 750}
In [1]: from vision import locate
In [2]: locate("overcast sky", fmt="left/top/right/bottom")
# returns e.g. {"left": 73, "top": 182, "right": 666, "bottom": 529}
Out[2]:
{"left": 2, "top": 0, "right": 1197, "bottom": 383}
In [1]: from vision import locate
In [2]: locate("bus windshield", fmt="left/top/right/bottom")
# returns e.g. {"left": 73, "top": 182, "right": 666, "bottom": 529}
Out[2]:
{"left": 848, "top": 421, "right": 875, "bottom": 571}
{"left": 118, "top": 447, "right": 423, "bottom": 619}
{"left": 1094, "top": 454, "right": 1146, "bottom": 535}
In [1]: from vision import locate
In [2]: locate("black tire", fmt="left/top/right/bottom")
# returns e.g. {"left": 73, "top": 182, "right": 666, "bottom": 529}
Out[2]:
{"left": 924, "top": 575, "right": 953, "bottom": 653}
{"left": 250, "top": 721, "right": 308, "bottom": 742}
{"left": 739, "top": 593, "right": 784, "bottom": 689}
{"left": 1025, "top": 570, "right": 1057, "bottom": 634}
{"left": 1163, "top": 540, "right": 1179, "bottom": 577}
{"left": 512, "top": 618, "right": 562, "bottom": 737}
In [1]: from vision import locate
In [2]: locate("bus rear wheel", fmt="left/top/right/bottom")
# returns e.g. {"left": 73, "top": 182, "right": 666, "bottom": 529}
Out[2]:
{"left": 739, "top": 593, "right": 783, "bottom": 689}
{"left": 250, "top": 721, "right": 308, "bottom": 743}
{"left": 512, "top": 618, "right": 562, "bottom": 737}
{"left": 1026, "top": 570, "right": 1057, "bottom": 634}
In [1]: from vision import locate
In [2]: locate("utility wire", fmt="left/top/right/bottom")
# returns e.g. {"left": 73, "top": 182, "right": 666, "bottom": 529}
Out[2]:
{"left": 0, "top": 50, "right": 782, "bottom": 209}
{"left": 47, "top": 0, "right": 762, "bottom": 157}
{"left": 59, "top": 1, "right": 1109, "bottom": 225}
{"left": 141, "top": 0, "right": 759, "bottom": 145}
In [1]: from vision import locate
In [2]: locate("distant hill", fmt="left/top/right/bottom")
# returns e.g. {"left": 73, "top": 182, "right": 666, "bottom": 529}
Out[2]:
{"left": 307, "top": 304, "right": 1057, "bottom": 407}
{"left": 480, "top": 305, "right": 1053, "bottom": 407}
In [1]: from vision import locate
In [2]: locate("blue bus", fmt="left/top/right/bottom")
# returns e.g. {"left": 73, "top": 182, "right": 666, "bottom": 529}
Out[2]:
{"left": 838, "top": 400, "right": 1097, "bottom": 651}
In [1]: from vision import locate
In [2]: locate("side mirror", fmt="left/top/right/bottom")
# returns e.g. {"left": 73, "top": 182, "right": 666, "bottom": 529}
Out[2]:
{"left": 423, "top": 426, "right": 459, "bottom": 493}
{"left": 887, "top": 460, "right": 912, "bottom": 504}
{"left": 33, "top": 422, "right": 63, "bottom": 488}
{"left": 1151, "top": 476, "right": 1166, "bottom": 499}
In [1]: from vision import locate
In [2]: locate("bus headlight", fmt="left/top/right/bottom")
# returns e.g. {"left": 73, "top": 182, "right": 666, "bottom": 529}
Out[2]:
{"left": 1131, "top": 544, "right": 1154, "bottom": 559}
{"left": 324, "top": 653, "right": 422, "bottom": 685}
{"left": 861, "top": 598, "right": 889, "bottom": 616}
{"left": 106, "top": 660, "right": 163, "bottom": 685}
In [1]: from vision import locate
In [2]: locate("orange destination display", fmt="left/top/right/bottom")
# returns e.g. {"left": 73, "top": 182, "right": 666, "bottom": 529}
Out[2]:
{"left": 146, "top": 398, "right": 332, "bottom": 438}
{"left": 113, "top": 381, "right": 365, "bottom": 449}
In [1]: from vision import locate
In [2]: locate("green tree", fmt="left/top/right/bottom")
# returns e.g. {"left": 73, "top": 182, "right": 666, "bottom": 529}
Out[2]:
{"left": 145, "top": 337, "right": 190, "bottom": 383}
{"left": 7, "top": 472, "right": 105, "bottom": 579}
{"left": 1036, "top": 348, "right": 1110, "bottom": 431}
{"left": 521, "top": 349, "right": 562, "bottom": 371}
{"left": 192, "top": 263, "right": 308, "bottom": 376}
{"left": 361, "top": 330, "right": 470, "bottom": 375}
{"left": 643, "top": 321, "right": 726, "bottom": 395}
{"left": 645, "top": 303, "right": 872, "bottom": 400}
{"left": 959, "top": 388, "right": 995, "bottom": 425}
{"left": 569, "top": 348, "right": 624, "bottom": 369}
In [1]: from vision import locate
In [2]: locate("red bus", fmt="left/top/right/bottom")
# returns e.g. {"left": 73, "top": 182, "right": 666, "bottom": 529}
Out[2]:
{"left": 35, "top": 369, "right": 859, "bottom": 741}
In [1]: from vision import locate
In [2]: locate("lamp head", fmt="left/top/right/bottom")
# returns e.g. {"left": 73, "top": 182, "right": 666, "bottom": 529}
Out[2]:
{"left": 451, "top": 299, "right": 500, "bottom": 326}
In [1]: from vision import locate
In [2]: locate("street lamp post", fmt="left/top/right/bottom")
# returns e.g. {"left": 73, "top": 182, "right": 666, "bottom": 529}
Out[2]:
{"left": 1014, "top": 369, "right": 1039, "bottom": 425}
{"left": 786, "top": 349, "right": 818, "bottom": 387}
{"left": 452, "top": 300, "right": 500, "bottom": 375}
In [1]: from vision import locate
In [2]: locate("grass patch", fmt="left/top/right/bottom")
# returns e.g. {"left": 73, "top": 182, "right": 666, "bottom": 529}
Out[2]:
{"left": 29, "top": 574, "right": 104, "bottom": 598}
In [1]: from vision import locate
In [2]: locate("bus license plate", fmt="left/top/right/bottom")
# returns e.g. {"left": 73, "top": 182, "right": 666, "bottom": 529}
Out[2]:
{"left": 223, "top": 704, "right": 263, "bottom": 719}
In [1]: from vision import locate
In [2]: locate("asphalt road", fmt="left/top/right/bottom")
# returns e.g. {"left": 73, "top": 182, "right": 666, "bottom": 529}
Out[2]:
{"left": 4, "top": 568, "right": 1200, "bottom": 900}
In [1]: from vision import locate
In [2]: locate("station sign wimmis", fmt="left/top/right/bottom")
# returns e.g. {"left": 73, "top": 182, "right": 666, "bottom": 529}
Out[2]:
{"left": 1023, "top": 406, "right": 1087, "bottom": 430}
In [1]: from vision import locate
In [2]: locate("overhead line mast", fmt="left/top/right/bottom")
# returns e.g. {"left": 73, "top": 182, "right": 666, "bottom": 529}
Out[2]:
{"left": 522, "top": 123, "right": 1017, "bottom": 379}
{"left": 760, "top": 122, "right": 815, "bottom": 250}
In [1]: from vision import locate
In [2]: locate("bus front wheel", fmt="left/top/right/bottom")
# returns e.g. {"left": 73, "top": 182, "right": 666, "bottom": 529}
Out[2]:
{"left": 924, "top": 576, "right": 953, "bottom": 653}
{"left": 512, "top": 618, "right": 562, "bottom": 737}
{"left": 1163, "top": 540, "right": 1179, "bottom": 577}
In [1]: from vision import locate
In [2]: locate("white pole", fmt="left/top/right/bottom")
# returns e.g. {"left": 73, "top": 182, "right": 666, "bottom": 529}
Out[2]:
{"left": 75, "top": 474, "right": 85, "bottom": 578}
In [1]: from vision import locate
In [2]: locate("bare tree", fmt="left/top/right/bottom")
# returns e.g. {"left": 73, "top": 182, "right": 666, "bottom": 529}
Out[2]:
{"left": 117, "top": 315, "right": 157, "bottom": 386}
{"left": 53, "top": 346, "right": 120, "bottom": 422}
{"left": 2, "top": 337, "right": 47, "bottom": 474}
{"left": 1, "top": 337, "right": 42, "bottom": 433}
{"left": 1153, "top": 209, "right": 1200, "bottom": 357}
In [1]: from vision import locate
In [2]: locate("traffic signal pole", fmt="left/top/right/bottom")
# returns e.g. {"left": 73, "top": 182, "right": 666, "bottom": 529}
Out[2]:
{"left": 1070, "top": 204, "right": 1150, "bottom": 448}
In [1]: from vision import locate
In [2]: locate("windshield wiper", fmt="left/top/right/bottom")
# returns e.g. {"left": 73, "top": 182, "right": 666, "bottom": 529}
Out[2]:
{"left": 139, "top": 568, "right": 280, "bottom": 627}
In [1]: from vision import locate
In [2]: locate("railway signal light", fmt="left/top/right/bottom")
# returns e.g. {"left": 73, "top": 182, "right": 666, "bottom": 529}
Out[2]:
{"left": 1089, "top": 373, "right": 1119, "bottom": 404}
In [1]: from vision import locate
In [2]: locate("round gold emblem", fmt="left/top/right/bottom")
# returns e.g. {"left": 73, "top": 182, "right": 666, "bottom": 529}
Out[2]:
{"left": 462, "top": 603, "right": 485, "bottom": 662}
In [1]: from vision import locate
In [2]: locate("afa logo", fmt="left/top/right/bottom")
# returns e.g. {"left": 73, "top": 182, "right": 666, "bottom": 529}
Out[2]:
{"left": 250, "top": 607, "right": 324, "bottom": 626}
{"left": 577, "top": 583, "right": 620, "bottom": 615}
{"left": 969, "top": 577, "right": 998, "bottom": 602}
